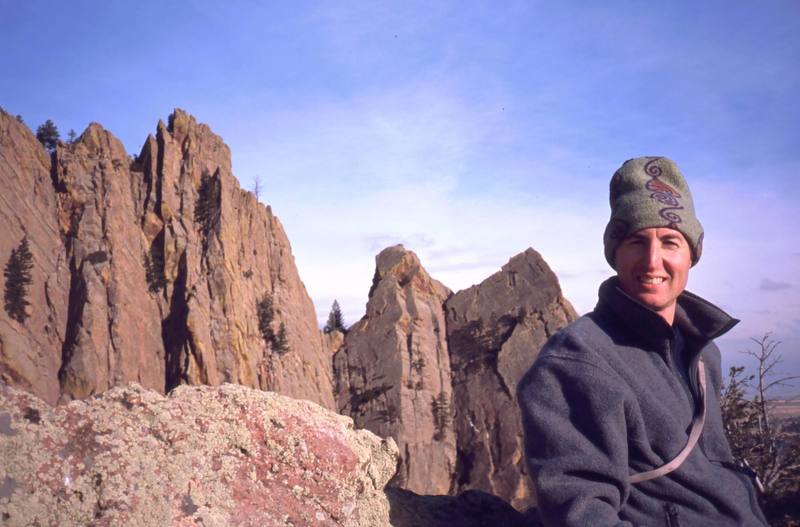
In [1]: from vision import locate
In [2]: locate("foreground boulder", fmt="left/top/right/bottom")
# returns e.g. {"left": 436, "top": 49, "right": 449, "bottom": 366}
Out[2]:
{"left": 0, "top": 382, "right": 397, "bottom": 526}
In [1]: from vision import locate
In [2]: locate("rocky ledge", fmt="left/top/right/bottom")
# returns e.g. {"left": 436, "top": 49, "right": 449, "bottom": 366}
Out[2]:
{"left": 0, "top": 382, "right": 397, "bottom": 526}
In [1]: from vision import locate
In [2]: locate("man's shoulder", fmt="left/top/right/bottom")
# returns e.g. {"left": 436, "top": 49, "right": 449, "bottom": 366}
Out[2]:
{"left": 544, "top": 311, "right": 611, "bottom": 346}
{"left": 535, "top": 312, "right": 617, "bottom": 366}
{"left": 517, "top": 312, "right": 624, "bottom": 399}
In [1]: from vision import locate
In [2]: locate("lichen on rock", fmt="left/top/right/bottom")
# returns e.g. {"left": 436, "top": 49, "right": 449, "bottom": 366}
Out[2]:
{"left": 0, "top": 382, "right": 398, "bottom": 526}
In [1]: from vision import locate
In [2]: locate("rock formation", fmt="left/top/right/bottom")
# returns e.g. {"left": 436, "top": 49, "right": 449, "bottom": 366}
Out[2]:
{"left": 54, "top": 121, "right": 166, "bottom": 402}
{"left": 0, "top": 108, "right": 333, "bottom": 409}
{"left": 0, "top": 381, "right": 397, "bottom": 526}
{"left": 333, "top": 246, "right": 456, "bottom": 495}
{"left": 446, "top": 248, "right": 577, "bottom": 509}
{"left": 334, "top": 246, "right": 576, "bottom": 510}
{"left": 0, "top": 109, "right": 68, "bottom": 405}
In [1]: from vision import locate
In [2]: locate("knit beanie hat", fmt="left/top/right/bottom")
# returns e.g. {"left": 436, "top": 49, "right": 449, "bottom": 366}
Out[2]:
{"left": 603, "top": 156, "right": 704, "bottom": 269}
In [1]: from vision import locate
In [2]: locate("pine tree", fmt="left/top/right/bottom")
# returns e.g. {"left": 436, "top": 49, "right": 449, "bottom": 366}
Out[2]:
{"left": 273, "top": 322, "right": 290, "bottom": 355}
{"left": 257, "top": 293, "right": 275, "bottom": 344}
{"left": 35, "top": 120, "right": 60, "bottom": 152}
{"left": 323, "top": 299, "right": 346, "bottom": 333}
{"left": 253, "top": 175, "right": 262, "bottom": 201}
{"left": 256, "top": 293, "right": 292, "bottom": 355}
{"left": 67, "top": 129, "right": 77, "bottom": 144}
{"left": 4, "top": 237, "right": 34, "bottom": 323}
{"left": 144, "top": 237, "right": 165, "bottom": 293}
{"left": 431, "top": 391, "right": 452, "bottom": 441}
{"left": 195, "top": 171, "right": 221, "bottom": 237}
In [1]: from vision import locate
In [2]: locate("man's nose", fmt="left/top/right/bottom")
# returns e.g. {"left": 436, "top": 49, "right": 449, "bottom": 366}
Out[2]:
{"left": 644, "top": 241, "right": 661, "bottom": 269}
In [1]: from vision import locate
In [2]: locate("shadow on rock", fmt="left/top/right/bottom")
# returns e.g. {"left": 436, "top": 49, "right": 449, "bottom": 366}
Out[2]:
{"left": 386, "top": 487, "right": 542, "bottom": 527}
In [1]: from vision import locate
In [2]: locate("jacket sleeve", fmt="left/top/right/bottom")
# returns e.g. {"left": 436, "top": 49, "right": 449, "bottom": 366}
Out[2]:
{"left": 518, "top": 351, "right": 633, "bottom": 527}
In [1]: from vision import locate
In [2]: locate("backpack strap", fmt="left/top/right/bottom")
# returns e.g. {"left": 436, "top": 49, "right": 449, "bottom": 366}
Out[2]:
{"left": 630, "top": 359, "right": 707, "bottom": 484}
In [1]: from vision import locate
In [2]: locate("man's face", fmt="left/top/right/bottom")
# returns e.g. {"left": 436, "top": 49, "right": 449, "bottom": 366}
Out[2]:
{"left": 614, "top": 227, "right": 692, "bottom": 324}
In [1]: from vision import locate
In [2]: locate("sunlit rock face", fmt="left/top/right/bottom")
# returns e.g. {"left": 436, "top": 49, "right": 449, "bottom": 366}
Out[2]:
{"left": 0, "top": 108, "right": 69, "bottom": 405}
{"left": 333, "top": 245, "right": 456, "bottom": 496}
{"left": 0, "top": 108, "right": 334, "bottom": 409}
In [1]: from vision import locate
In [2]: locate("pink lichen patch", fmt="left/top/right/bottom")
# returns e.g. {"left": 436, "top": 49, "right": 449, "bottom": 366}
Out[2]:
{"left": 225, "top": 411, "right": 358, "bottom": 525}
{"left": 228, "top": 461, "right": 295, "bottom": 524}
{"left": 228, "top": 462, "right": 339, "bottom": 527}
{"left": 283, "top": 416, "right": 358, "bottom": 474}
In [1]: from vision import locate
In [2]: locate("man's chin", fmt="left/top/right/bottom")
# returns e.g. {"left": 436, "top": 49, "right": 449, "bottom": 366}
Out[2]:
{"left": 630, "top": 293, "right": 670, "bottom": 313}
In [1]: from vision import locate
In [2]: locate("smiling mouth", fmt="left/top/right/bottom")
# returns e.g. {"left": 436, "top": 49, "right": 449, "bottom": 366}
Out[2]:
{"left": 639, "top": 276, "right": 666, "bottom": 285}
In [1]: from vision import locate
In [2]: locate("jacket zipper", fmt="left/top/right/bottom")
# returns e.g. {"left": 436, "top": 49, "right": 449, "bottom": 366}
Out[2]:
{"left": 664, "top": 503, "right": 681, "bottom": 527}
{"left": 669, "top": 334, "right": 706, "bottom": 457}
{"left": 668, "top": 332, "right": 699, "bottom": 408}
{"left": 686, "top": 349, "right": 701, "bottom": 403}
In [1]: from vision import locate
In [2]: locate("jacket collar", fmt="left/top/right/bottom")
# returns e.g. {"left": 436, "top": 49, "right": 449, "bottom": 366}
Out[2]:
{"left": 596, "top": 277, "right": 738, "bottom": 346}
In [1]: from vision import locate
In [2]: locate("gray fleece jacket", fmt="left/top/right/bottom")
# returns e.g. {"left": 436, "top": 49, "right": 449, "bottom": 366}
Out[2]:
{"left": 517, "top": 278, "right": 767, "bottom": 526}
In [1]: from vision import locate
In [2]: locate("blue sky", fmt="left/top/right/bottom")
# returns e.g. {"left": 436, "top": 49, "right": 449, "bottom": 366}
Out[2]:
{"left": 2, "top": 1, "right": 799, "bottom": 390}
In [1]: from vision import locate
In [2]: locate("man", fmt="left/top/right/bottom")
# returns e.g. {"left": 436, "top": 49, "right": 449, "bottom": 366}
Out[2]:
{"left": 517, "top": 157, "right": 767, "bottom": 526}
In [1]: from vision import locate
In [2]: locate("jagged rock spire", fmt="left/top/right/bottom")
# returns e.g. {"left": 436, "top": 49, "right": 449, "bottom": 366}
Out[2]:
{"left": 0, "top": 109, "right": 333, "bottom": 409}
{"left": 334, "top": 245, "right": 456, "bottom": 495}
{"left": 335, "top": 245, "right": 577, "bottom": 509}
